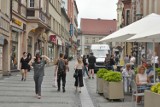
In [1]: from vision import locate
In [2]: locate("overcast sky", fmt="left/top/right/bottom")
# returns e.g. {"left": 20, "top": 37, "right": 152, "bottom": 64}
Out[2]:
{"left": 76, "top": 0, "right": 118, "bottom": 26}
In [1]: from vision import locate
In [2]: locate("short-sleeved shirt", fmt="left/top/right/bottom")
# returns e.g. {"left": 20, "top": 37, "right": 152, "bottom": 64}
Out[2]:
{"left": 88, "top": 56, "right": 96, "bottom": 65}
{"left": 20, "top": 57, "right": 29, "bottom": 69}
{"left": 32, "top": 60, "right": 47, "bottom": 77}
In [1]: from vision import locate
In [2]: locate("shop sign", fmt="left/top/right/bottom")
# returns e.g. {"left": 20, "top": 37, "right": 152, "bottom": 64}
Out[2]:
{"left": 0, "top": 35, "right": 4, "bottom": 45}
{"left": 12, "top": 18, "right": 22, "bottom": 26}
{"left": 50, "top": 35, "right": 57, "bottom": 44}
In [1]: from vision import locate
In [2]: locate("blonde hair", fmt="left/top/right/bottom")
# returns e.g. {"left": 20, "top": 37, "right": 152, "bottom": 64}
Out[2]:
{"left": 77, "top": 57, "right": 83, "bottom": 64}
{"left": 137, "top": 65, "right": 145, "bottom": 74}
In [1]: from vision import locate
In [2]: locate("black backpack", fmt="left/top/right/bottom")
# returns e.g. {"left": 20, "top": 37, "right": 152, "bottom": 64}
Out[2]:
{"left": 58, "top": 59, "right": 65, "bottom": 73}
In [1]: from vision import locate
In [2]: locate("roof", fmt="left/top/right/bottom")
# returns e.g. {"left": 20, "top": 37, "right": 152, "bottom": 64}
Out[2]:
{"left": 80, "top": 18, "right": 117, "bottom": 35}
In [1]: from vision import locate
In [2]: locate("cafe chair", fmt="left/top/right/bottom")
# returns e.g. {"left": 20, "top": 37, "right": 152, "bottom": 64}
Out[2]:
{"left": 131, "top": 80, "right": 144, "bottom": 107}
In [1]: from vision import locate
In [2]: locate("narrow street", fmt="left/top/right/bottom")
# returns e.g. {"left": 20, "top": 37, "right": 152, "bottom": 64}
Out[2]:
{"left": 0, "top": 60, "right": 142, "bottom": 107}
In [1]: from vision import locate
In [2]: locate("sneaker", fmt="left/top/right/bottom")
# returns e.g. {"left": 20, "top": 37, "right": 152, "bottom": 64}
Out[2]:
{"left": 52, "top": 84, "right": 57, "bottom": 88}
{"left": 21, "top": 78, "right": 23, "bottom": 81}
{"left": 37, "top": 95, "right": 41, "bottom": 99}
{"left": 24, "top": 78, "right": 26, "bottom": 81}
{"left": 92, "top": 77, "right": 94, "bottom": 79}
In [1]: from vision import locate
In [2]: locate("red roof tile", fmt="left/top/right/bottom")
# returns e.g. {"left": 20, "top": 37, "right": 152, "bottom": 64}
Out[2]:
{"left": 80, "top": 18, "right": 117, "bottom": 35}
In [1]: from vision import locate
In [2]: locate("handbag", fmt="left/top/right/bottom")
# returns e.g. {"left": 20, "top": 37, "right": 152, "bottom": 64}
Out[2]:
{"left": 73, "top": 69, "right": 78, "bottom": 78}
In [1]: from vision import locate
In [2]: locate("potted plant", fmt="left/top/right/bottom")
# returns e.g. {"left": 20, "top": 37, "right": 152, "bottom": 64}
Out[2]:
{"left": 102, "top": 71, "right": 124, "bottom": 100}
{"left": 96, "top": 68, "right": 109, "bottom": 94}
{"left": 144, "top": 83, "right": 160, "bottom": 107}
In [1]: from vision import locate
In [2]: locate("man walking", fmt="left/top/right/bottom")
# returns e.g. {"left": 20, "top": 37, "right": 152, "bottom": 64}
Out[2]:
{"left": 88, "top": 53, "right": 96, "bottom": 79}
{"left": 55, "top": 53, "right": 66, "bottom": 92}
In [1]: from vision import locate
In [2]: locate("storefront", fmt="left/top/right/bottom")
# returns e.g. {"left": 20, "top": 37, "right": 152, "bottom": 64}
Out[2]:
{"left": 48, "top": 42, "right": 54, "bottom": 62}
{"left": 0, "top": 36, "right": 4, "bottom": 73}
{"left": 10, "top": 30, "right": 19, "bottom": 70}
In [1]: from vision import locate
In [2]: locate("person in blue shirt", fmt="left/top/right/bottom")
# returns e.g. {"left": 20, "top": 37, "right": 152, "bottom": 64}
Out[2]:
{"left": 146, "top": 63, "right": 154, "bottom": 83}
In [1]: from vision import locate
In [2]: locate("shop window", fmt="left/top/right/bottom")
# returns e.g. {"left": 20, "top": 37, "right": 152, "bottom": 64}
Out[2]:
{"left": 11, "top": 31, "right": 18, "bottom": 70}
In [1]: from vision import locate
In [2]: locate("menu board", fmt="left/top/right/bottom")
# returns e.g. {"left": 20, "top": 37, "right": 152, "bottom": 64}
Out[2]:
{"left": 0, "top": 47, "right": 2, "bottom": 70}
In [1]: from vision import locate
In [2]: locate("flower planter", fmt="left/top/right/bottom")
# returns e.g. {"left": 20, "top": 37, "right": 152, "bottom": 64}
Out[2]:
{"left": 144, "top": 90, "right": 160, "bottom": 107}
{"left": 96, "top": 76, "right": 104, "bottom": 94}
{"left": 103, "top": 81, "right": 124, "bottom": 100}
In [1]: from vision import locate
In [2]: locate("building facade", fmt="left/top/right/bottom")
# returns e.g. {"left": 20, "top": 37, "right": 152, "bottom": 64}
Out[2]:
{"left": 0, "top": 0, "right": 11, "bottom": 76}
{"left": 0, "top": 0, "right": 78, "bottom": 75}
{"left": 143, "top": 0, "right": 160, "bottom": 62}
{"left": 48, "top": 0, "right": 62, "bottom": 63}
{"left": 79, "top": 18, "right": 117, "bottom": 55}
{"left": 67, "top": 0, "right": 79, "bottom": 57}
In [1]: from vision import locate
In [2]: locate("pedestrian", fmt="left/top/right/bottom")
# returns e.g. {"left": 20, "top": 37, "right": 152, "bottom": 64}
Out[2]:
{"left": 82, "top": 55, "right": 89, "bottom": 78}
{"left": 88, "top": 53, "right": 96, "bottom": 79}
{"left": 74, "top": 57, "right": 84, "bottom": 93}
{"left": 29, "top": 53, "right": 50, "bottom": 99}
{"left": 115, "top": 55, "right": 119, "bottom": 65}
{"left": 104, "top": 54, "right": 110, "bottom": 70}
{"left": 146, "top": 63, "right": 154, "bottom": 83}
{"left": 55, "top": 53, "right": 66, "bottom": 92}
{"left": 130, "top": 55, "right": 136, "bottom": 70}
{"left": 27, "top": 53, "right": 32, "bottom": 72}
{"left": 109, "top": 55, "right": 115, "bottom": 71}
{"left": 20, "top": 52, "right": 28, "bottom": 81}
{"left": 124, "top": 55, "right": 129, "bottom": 65}
{"left": 122, "top": 63, "right": 135, "bottom": 93}
{"left": 151, "top": 53, "right": 159, "bottom": 68}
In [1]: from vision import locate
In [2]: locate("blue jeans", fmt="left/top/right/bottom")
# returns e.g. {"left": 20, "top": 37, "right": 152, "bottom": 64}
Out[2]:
{"left": 83, "top": 65, "right": 88, "bottom": 77}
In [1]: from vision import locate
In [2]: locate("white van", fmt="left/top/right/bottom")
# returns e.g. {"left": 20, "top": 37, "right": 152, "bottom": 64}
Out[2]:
{"left": 90, "top": 44, "right": 110, "bottom": 71}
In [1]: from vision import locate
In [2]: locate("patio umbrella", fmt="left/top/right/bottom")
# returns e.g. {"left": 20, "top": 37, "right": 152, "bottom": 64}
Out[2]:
{"left": 127, "top": 25, "right": 160, "bottom": 83}
{"left": 99, "top": 13, "right": 160, "bottom": 42}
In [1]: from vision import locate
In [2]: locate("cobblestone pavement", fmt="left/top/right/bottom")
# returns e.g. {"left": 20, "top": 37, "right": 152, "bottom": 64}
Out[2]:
{"left": 0, "top": 60, "right": 143, "bottom": 107}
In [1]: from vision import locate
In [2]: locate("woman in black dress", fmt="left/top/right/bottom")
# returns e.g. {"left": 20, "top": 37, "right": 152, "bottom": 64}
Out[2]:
{"left": 20, "top": 52, "right": 28, "bottom": 81}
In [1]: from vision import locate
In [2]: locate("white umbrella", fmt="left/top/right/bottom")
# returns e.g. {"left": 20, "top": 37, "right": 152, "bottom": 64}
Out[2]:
{"left": 99, "top": 13, "right": 160, "bottom": 42}
{"left": 127, "top": 25, "right": 160, "bottom": 83}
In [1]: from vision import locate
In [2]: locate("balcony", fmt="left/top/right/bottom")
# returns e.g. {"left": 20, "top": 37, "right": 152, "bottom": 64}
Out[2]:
{"left": 27, "top": 8, "right": 51, "bottom": 28}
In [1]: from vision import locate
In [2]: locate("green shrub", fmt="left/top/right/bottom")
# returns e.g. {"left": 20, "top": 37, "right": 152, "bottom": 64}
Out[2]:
{"left": 103, "top": 71, "right": 122, "bottom": 82}
{"left": 97, "top": 68, "right": 110, "bottom": 78}
{"left": 151, "top": 82, "right": 160, "bottom": 94}
{"left": 134, "top": 67, "right": 138, "bottom": 74}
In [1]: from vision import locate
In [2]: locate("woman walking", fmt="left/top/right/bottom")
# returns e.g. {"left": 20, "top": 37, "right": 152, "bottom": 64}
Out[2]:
{"left": 29, "top": 53, "right": 50, "bottom": 99}
{"left": 20, "top": 52, "right": 28, "bottom": 81}
{"left": 74, "top": 57, "right": 84, "bottom": 93}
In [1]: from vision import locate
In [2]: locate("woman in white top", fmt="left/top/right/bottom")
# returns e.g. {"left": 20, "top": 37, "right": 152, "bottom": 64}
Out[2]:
{"left": 136, "top": 65, "right": 149, "bottom": 86}
{"left": 136, "top": 65, "right": 150, "bottom": 103}
{"left": 74, "top": 57, "right": 84, "bottom": 93}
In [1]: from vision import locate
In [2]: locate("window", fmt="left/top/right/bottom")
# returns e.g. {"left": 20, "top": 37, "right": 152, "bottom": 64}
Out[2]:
{"left": 29, "top": 0, "right": 34, "bottom": 8}
{"left": 92, "top": 37, "right": 95, "bottom": 43}
{"left": 85, "top": 38, "right": 88, "bottom": 44}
